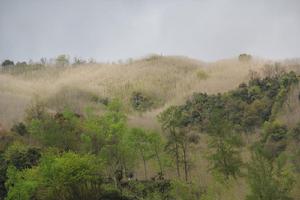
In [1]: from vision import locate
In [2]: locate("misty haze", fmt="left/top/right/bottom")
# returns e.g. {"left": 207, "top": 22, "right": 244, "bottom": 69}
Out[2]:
{"left": 1, "top": 1, "right": 300, "bottom": 200}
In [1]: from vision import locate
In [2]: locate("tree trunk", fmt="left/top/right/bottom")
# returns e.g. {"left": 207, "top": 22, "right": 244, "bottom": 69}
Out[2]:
{"left": 171, "top": 128, "right": 180, "bottom": 178}
{"left": 142, "top": 154, "right": 148, "bottom": 180}
{"left": 182, "top": 143, "right": 188, "bottom": 182}
{"left": 175, "top": 142, "right": 181, "bottom": 178}
{"left": 155, "top": 148, "right": 163, "bottom": 176}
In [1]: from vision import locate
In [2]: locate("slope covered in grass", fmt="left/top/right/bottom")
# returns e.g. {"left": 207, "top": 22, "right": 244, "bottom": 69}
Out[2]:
{"left": 0, "top": 55, "right": 296, "bottom": 128}
{"left": 1, "top": 55, "right": 300, "bottom": 200}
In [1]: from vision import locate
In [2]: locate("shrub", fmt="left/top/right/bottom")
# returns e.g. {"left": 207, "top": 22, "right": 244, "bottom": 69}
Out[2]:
{"left": 91, "top": 95, "right": 110, "bottom": 105}
{"left": 290, "top": 122, "right": 300, "bottom": 142}
{"left": 0, "top": 153, "right": 8, "bottom": 199}
{"left": 238, "top": 54, "right": 252, "bottom": 62}
{"left": 262, "top": 121, "right": 288, "bottom": 160}
{"left": 125, "top": 180, "right": 172, "bottom": 200}
{"left": 28, "top": 110, "right": 82, "bottom": 151}
{"left": 5, "top": 166, "right": 39, "bottom": 200}
{"left": 55, "top": 54, "right": 69, "bottom": 66}
{"left": 165, "top": 71, "right": 299, "bottom": 133}
{"left": 11, "top": 122, "right": 28, "bottom": 136}
{"left": 131, "top": 91, "right": 154, "bottom": 111}
{"left": 290, "top": 123, "right": 300, "bottom": 173}
{"left": 247, "top": 151, "right": 294, "bottom": 200}
{"left": 169, "top": 180, "right": 205, "bottom": 200}
{"left": 4, "top": 142, "right": 41, "bottom": 170}
{"left": 196, "top": 70, "right": 209, "bottom": 80}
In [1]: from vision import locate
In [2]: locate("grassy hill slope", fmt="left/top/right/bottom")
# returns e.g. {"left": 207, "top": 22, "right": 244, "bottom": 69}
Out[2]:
{"left": 0, "top": 55, "right": 272, "bottom": 128}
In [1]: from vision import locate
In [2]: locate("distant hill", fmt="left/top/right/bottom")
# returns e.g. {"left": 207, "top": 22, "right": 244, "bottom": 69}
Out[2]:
{"left": 0, "top": 55, "right": 299, "bottom": 128}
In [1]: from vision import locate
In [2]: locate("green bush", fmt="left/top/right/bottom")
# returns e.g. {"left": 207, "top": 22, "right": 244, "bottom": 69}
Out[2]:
{"left": 196, "top": 70, "right": 209, "bottom": 80}
{"left": 5, "top": 152, "right": 104, "bottom": 200}
{"left": 28, "top": 109, "right": 82, "bottom": 151}
{"left": 246, "top": 151, "right": 294, "bottom": 200}
{"left": 168, "top": 71, "right": 299, "bottom": 133}
{"left": 4, "top": 142, "right": 41, "bottom": 170}
{"left": 131, "top": 91, "right": 154, "bottom": 111}
{"left": 261, "top": 121, "right": 288, "bottom": 160}
{"left": 0, "top": 153, "right": 8, "bottom": 199}
{"left": 169, "top": 180, "right": 205, "bottom": 200}
{"left": 10, "top": 122, "right": 28, "bottom": 136}
{"left": 124, "top": 180, "right": 172, "bottom": 200}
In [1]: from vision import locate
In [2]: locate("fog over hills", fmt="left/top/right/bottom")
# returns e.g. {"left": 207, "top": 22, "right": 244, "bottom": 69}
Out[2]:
{"left": 1, "top": 0, "right": 300, "bottom": 62}
{"left": 1, "top": 1, "right": 300, "bottom": 200}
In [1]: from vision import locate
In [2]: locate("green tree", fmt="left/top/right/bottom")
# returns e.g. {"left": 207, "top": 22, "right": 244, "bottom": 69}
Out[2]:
{"left": 4, "top": 142, "right": 40, "bottom": 170}
{"left": 158, "top": 106, "right": 199, "bottom": 182}
{"left": 82, "top": 100, "right": 136, "bottom": 185}
{"left": 1, "top": 143, "right": 40, "bottom": 200}
{"left": 169, "top": 179, "right": 205, "bottom": 200}
{"left": 261, "top": 121, "right": 288, "bottom": 160}
{"left": 127, "top": 128, "right": 152, "bottom": 179}
{"left": 207, "top": 113, "right": 243, "bottom": 180}
{"left": 158, "top": 106, "right": 183, "bottom": 178}
{"left": 55, "top": 54, "right": 69, "bottom": 66}
{"left": 1, "top": 60, "right": 14, "bottom": 67}
{"left": 5, "top": 166, "right": 39, "bottom": 200}
{"left": 247, "top": 150, "right": 294, "bottom": 200}
{"left": 148, "top": 131, "right": 165, "bottom": 177}
{"left": 28, "top": 109, "right": 81, "bottom": 151}
{"left": 0, "top": 153, "right": 8, "bottom": 200}
{"left": 5, "top": 152, "right": 104, "bottom": 200}
{"left": 290, "top": 122, "right": 300, "bottom": 173}
{"left": 177, "top": 129, "right": 199, "bottom": 182}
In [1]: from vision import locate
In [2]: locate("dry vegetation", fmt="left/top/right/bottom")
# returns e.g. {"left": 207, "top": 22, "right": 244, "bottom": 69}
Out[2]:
{"left": 0, "top": 55, "right": 270, "bottom": 129}
{"left": 1, "top": 55, "right": 300, "bottom": 200}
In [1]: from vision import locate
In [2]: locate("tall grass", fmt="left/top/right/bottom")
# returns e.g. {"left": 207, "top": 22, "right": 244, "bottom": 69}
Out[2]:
{"left": 0, "top": 55, "right": 283, "bottom": 128}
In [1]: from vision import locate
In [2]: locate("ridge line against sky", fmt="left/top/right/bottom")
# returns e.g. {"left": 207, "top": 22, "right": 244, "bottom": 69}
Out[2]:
{"left": 0, "top": 0, "right": 300, "bottom": 62}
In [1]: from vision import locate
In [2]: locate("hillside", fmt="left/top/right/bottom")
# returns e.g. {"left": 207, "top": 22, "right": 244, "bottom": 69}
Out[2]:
{"left": 0, "top": 55, "right": 273, "bottom": 129}
{"left": 1, "top": 55, "right": 300, "bottom": 200}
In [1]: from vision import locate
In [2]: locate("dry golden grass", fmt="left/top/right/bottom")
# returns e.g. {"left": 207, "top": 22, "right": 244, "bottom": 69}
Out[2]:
{"left": 0, "top": 55, "right": 270, "bottom": 128}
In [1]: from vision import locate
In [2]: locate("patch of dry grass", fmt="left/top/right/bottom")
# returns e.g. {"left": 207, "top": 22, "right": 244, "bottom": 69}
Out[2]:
{"left": 0, "top": 55, "right": 269, "bottom": 127}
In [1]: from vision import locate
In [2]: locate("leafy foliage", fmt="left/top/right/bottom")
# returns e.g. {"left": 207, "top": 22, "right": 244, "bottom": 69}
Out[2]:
{"left": 261, "top": 121, "right": 288, "bottom": 160}
{"left": 1, "top": 70, "right": 299, "bottom": 199}
{"left": 4, "top": 142, "right": 41, "bottom": 170}
{"left": 158, "top": 105, "right": 200, "bottom": 181}
{"left": 0, "top": 143, "right": 40, "bottom": 199}
{"left": 5, "top": 152, "right": 105, "bottom": 200}
{"left": 10, "top": 122, "right": 28, "bottom": 136}
{"left": 28, "top": 110, "right": 82, "bottom": 151}
{"left": 131, "top": 91, "right": 154, "bottom": 111}
{"left": 207, "top": 113, "right": 243, "bottom": 180}
{"left": 0, "top": 154, "right": 8, "bottom": 199}
{"left": 1, "top": 60, "right": 14, "bottom": 67}
{"left": 246, "top": 151, "right": 294, "bottom": 200}
{"left": 55, "top": 54, "right": 69, "bottom": 66}
{"left": 176, "top": 71, "right": 298, "bottom": 133}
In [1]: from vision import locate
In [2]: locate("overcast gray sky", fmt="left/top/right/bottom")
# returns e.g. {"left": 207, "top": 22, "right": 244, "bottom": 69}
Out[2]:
{"left": 0, "top": 0, "right": 300, "bottom": 62}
